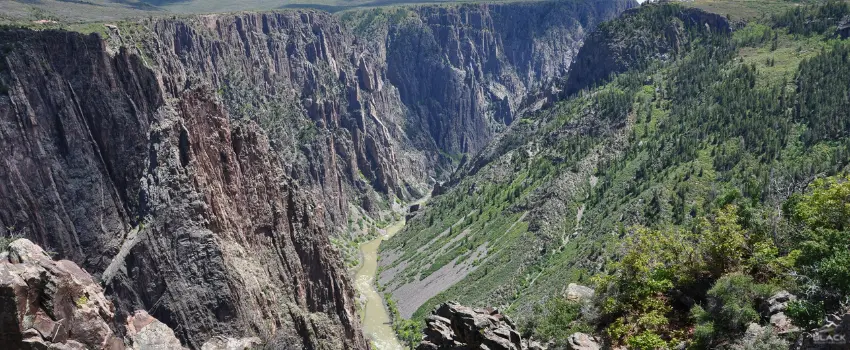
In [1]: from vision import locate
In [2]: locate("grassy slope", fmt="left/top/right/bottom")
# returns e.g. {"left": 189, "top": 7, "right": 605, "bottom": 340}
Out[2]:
{"left": 683, "top": 0, "right": 850, "bottom": 21}
{"left": 684, "top": 0, "right": 800, "bottom": 21}
{"left": 381, "top": 0, "right": 850, "bottom": 333}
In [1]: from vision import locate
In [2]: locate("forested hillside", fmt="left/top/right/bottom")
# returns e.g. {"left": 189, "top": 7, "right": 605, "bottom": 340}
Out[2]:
{"left": 381, "top": 1, "right": 850, "bottom": 348}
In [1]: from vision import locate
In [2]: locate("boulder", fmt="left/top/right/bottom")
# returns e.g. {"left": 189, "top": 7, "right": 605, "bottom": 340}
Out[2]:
{"left": 566, "top": 332, "right": 601, "bottom": 350}
{"left": 126, "top": 310, "right": 186, "bottom": 349}
{"left": 0, "top": 239, "right": 124, "bottom": 349}
{"left": 769, "top": 312, "right": 800, "bottom": 335}
{"left": 523, "top": 339, "right": 547, "bottom": 350}
{"left": 417, "top": 301, "right": 529, "bottom": 350}
{"left": 0, "top": 239, "right": 193, "bottom": 350}
{"left": 564, "top": 283, "right": 595, "bottom": 302}
{"left": 409, "top": 204, "right": 421, "bottom": 213}
{"left": 201, "top": 336, "right": 263, "bottom": 350}
{"left": 838, "top": 15, "right": 850, "bottom": 39}
{"left": 760, "top": 290, "right": 796, "bottom": 316}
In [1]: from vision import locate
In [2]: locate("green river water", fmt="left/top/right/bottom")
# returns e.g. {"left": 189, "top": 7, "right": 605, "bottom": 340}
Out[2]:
{"left": 354, "top": 220, "right": 406, "bottom": 350}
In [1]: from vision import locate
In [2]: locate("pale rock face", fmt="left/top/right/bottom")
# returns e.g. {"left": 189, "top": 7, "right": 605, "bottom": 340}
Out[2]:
{"left": 769, "top": 312, "right": 799, "bottom": 335}
{"left": 201, "top": 336, "right": 263, "bottom": 350}
{"left": 564, "top": 283, "right": 595, "bottom": 302}
{"left": 566, "top": 332, "right": 601, "bottom": 350}
{"left": 126, "top": 310, "right": 186, "bottom": 350}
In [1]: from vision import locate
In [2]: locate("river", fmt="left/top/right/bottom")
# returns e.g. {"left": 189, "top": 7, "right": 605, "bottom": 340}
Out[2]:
{"left": 354, "top": 220, "right": 406, "bottom": 350}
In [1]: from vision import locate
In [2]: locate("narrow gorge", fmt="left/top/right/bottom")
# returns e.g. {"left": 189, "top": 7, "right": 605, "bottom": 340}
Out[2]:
{"left": 0, "top": 0, "right": 635, "bottom": 348}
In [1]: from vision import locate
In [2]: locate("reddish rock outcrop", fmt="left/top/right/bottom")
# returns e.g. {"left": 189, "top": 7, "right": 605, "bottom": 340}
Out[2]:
{"left": 0, "top": 239, "right": 124, "bottom": 349}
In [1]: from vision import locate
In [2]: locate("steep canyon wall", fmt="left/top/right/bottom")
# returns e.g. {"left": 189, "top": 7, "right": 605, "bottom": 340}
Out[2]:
{"left": 0, "top": 1, "right": 634, "bottom": 347}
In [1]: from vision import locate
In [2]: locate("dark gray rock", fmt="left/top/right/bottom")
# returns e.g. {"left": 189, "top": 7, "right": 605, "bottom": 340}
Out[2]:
{"left": 417, "top": 301, "right": 534, "bottom": 350}
{"left": 564, "top": 4, "right": 731, "bottom": 96}
{"left": 761, "top": 290, "right": 797, "bottom": 317}
{"left": 837, "top": 15, "right": 850, "bottom": 39}
{"left": 0, "top": 28, "right": 366, "bottom": 349}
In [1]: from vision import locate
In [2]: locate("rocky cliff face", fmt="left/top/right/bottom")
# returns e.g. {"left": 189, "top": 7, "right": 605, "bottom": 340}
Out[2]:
{"left": 0, "top": 1, "right": 634, "bottom": 347}
{"left": 0, "top": 29, "right": 365, "bottom": 348}
{"left": 417, "top": 302, "right": 543, "bottom": 350}
{"left": 383, "top": 1, "right": 634, "bottom": 155}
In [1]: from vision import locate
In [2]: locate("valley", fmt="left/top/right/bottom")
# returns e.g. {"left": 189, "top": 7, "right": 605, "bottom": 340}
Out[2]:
{"left": 2, "top": 0, "right": 850, "bottom": 349}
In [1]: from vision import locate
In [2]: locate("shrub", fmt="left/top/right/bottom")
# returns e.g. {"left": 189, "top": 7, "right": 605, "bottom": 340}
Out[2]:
{"left": 532, "top": 297, "right": 591, "bottom": 343}
{"left": 0, "top": 233, "right": 22, "bottom": 253}
{"left": 705, "top": 274, "right": 762, "bottom": 334}
{"left": 729, "top": 326, "right": 788, "bottom": 350}
{"left": 785, "top": 300, "right": 825, "bottom": 331}
{"left": 696, "top": 205, "right": 748, "bottom": 278}
{"left": 786, "top": 175, "right": 850, "bottom": 325}
{"left": 595, "top": 227, "right": 696, "bottom": 347}
{"left": 689, "top": 273, "right": 780, "bottom": 348}
{"left": 627, "top": 331, "right": 668, "bottom": 350}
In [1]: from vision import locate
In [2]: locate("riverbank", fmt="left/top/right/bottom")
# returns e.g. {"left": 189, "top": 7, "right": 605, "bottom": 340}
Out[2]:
{"left": 354, "top": 220, "right": 406, "bottom": 350}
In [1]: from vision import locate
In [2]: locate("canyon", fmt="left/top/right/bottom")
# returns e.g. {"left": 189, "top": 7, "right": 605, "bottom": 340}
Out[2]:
{"left": 0, "top": 0, "right": 635, "bottom": 348}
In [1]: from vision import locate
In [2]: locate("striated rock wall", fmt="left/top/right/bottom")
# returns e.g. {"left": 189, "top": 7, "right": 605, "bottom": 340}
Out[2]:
{"left": 386, "top": 1, "right": 634, "bottom": 155}
{"left": 0, "top": 29, "right": 365, "bottom": 349}
{"left": 0, "top": 1, "right": 634, "bottom": 348}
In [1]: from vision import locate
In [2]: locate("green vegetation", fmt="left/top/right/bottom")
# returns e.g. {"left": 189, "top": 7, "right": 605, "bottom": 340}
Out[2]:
{"left": 386, "top": 294, "right": 423, "bottom": 349}
{"left": 0, "top": 233, "right": 21, "bottom": 253}
{"left": 75, "top": 295, "right": 89, "bottom": 308}
{"left": 332, "top": 211, "right": 381, "bottom": 269}
{"left": 784, "top": 175, "right": 850, "bottom": 329}
{"left": 338, "top": 7, "right": 415, "bottom": 37}
{"left": 0, "top": 0, "right": 552, "bottom": 25}
{"left": 684, "top": 0, "right": 802, "bottom": 21}
{"left": 592, "top": 205, "right": 791, "bottom": 348}
{"left": 522, "top": 297, "right": 592, "bottom": 348}
{"left": 384, "top": 0, "right": 850, "bottom": 347}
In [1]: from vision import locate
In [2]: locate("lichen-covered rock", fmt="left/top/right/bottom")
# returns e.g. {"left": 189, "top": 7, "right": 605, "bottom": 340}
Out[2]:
{"left": 564, "top": 283, "right": 595, "bottom": 302}
{"left": 769, "top": 312, "right": 799, "bottom": 335}
{"left": 0, "top": 239, "right": 124, "bottom": 349}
